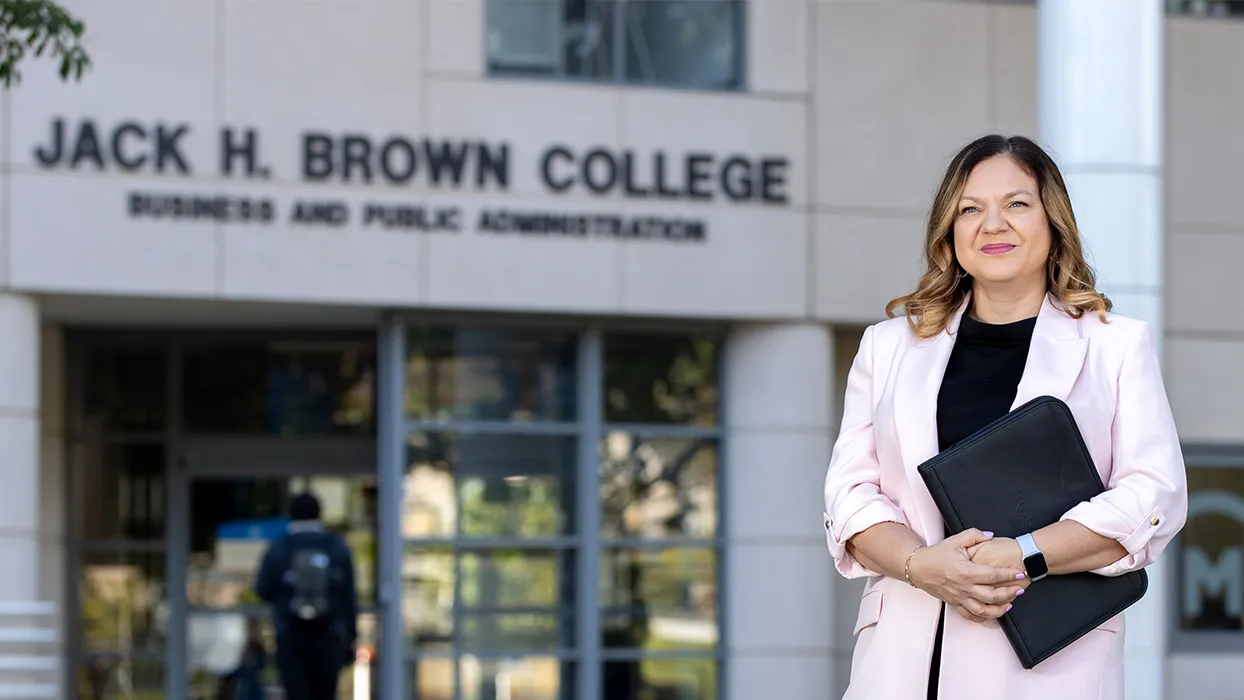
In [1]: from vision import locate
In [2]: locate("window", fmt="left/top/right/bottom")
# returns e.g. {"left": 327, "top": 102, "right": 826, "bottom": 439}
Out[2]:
{"left": 485, "top": 0, "right": 744, "bottom": 91}
{"left": 402, "top": 326, "right": 581, "bottom": 700}
{"left": 71, "top": 344, "right": 169, "bottom": 700}
{"left": 1177, "top": 456, "right": 1244, "bottom": 637}
{"left": 400, "top": 326, "right": 723, "bottom": 699}
{"left": 1166, "top": 0, "right": 1244, "bottom": 18}
{"left": 181, "top": 341, "right": 376, "bottom": 435}
{"left": 599, "top": 332, "right": 720, "bottom": 699}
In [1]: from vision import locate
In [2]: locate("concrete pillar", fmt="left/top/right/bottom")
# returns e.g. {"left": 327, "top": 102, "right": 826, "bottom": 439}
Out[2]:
{"left": 723, "top": 323, "right": 834, "bottom": 698}
{"left": 0, "top": 294, "right": 41, "bottom": 602}
{"left": 1037, "top": 2, "right": 1167, "bottom": 699}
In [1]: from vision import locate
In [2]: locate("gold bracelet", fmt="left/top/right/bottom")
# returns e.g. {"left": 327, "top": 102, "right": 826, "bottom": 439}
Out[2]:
{"left": 904, "top": 545, "right": 924, "bottom": 588}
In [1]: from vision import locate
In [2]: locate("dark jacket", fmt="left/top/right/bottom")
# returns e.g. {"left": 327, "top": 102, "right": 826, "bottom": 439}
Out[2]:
{"left": 221, "top": 640, "right": 267, "bottom": 700}
{"left": 255, "top": 520, "right": 358, "bottom": 648}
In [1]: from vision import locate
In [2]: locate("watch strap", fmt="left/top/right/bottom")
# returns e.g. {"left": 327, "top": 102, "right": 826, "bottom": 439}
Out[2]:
{"left": 1016, "top": 533, "right": 1039, "bottom": 559}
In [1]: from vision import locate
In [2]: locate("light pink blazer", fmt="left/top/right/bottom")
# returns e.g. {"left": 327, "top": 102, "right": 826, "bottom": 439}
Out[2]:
{"left": 822, "top": 295, "right": 1187, "bottom": 700}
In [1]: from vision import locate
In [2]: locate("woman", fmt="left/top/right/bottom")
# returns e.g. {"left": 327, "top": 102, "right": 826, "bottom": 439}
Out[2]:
{"left": 822, "top": 134, "right": 1187, "bottom": 700}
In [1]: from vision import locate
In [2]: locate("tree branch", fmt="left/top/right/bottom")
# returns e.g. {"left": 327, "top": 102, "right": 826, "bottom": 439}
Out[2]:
{"left": 0, "top": 0, "right": 90, "bottom": 88}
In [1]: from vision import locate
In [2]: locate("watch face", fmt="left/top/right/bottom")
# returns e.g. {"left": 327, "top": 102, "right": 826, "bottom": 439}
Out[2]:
{"left": 1025, "top": 553, "right": 1049, "bottom": 580}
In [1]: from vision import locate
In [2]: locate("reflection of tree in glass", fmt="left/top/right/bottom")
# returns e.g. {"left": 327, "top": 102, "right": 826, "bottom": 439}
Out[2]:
{"left": 459, "top": 550, "right": 560, "bottom": 608}
{"left": 332, "top": 348, "right": 375, "bottom": 430}
{"left": 605, "top": 335, "right": 718, "bottom": 426}
{"left": 80, "top": 559, "right": 165, "bottom": 700}
{"left": 459, "top": 476, "right": 562, "bottom": 538}
{"left": 602, "top": 548, "right": 718, "bottom": 699}
{"left": 403, "top": 548, "right": 454, "bottom": 645}
{"left": 404, "top": 327, "right": 576, "bottom": 423}
{"left": 80, "top": 562, "right": 162, "bottom": 652}
{"left": 600, "top": 436, "right": 717, "bottom": 539}
{"left": 604, "top": 549, "right": 715, "bottom": 623}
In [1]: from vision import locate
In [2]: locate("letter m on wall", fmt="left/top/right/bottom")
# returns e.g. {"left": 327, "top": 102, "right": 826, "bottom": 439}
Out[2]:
{"left": 1183, "top": 490, "right": 1244, "bottom": 620}
{"left": 1184, "top": 547, "right": 1244, "bottom": 619}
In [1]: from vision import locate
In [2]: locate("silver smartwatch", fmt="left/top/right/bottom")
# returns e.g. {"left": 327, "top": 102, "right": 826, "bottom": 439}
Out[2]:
{"left": 1016, "top": 533, "right": 1049, "bottom": 582}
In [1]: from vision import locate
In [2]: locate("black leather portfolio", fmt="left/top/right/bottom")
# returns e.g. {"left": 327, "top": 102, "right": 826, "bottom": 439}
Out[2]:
{"left": 916, "top": 395, "right": 1148, "bottom": 669}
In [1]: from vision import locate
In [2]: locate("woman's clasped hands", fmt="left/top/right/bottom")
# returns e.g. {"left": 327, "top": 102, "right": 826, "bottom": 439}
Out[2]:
{"left": 906, "top": 529, "right": 1028, "bottom": 623}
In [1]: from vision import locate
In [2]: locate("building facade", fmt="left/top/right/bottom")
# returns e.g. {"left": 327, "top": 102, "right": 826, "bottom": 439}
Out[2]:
{"left": 0, "top": 1, "right": 1242, "bottom": 699}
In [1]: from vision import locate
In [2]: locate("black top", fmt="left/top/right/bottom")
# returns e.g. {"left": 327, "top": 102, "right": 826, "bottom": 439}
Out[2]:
{"left": 928, "top": 311, "right": 1037, "bottom": 699}
{"left": 936, "top": 313, "right": 1038, "bottom": 451}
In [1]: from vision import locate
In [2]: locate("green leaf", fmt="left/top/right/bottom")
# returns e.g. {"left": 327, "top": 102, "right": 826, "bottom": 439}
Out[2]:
{"left": 0, "top": 0, "right": 91, "bottom": 89}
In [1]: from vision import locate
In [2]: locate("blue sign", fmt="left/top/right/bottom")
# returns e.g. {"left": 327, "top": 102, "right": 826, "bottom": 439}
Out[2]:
{"left": 216, "top": 516, "right": 289, "bottom": 542}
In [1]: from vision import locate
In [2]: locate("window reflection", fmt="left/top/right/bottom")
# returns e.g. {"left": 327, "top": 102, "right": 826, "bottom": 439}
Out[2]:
{"left": 623, "top": 0, "right": 741, "bottom": 89}
{"left": 402, "top": 546, "right": 575, "bottom": 652}
{"left": 406, "top": 327, "right": 577, "bottom": 423}
{"left": 77, "top": 657, "right": 164, "bottom": 700}
{"left": 79, "top": 551, "right": 166, "bottom": 655}
{"left": 81, "top": 346, "right": 167, "bottom": 434}
{"left": 410, "top": 658, "right": 455, "bottom": 700}
{"left": 602, "top": 659, "right": 717, "bottom": 700}
{"left": 601, "top": 548, "right": 717, "bottom": 652}
{"left": 604, "top": 333, "right": 719, "bottom": 426}
{"left": 403, "top": 433, "right": 577, "bottom": 538}
{"left": 460, "top": 657, "right": 566, "bottom": 700}
{"left": 1167, "top": 0, "right": 1244, "bottom": 18}
{"left": 182, "top": 341, "right": 376, "bottom": 435}
{"left": 485, "top": 0, "right": 742, "bottom": 90}
{"left": 487, "top": 0, "right": 615, "bottom": 80}
{"left": 75, "top": 442, "right": 165, "bottom": 541}
{"left": 403, "top": 547, "right": 454, "bottom": 650}
{"left": 600, "top": 435, "right": 717, "bottom": 540}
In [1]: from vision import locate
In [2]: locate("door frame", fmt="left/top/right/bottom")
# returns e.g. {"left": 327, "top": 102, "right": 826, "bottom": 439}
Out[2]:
{"left": 165, "top": 436, "right": 378, "bottom": 700}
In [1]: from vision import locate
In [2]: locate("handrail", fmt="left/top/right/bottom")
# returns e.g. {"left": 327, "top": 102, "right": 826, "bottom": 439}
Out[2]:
{"left": 0, "top": 602, "right": 57, "bottom": 700}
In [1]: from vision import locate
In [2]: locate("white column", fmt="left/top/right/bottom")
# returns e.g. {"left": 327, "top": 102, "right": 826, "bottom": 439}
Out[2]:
{"left": 0, "top": 294, "right": 41, "bottom": 603}
{"left": 723, "top": 323, "right": 835, "bottom": 699}
{"left": 1038, "top": 3, "right": 1167, "bottom": 700}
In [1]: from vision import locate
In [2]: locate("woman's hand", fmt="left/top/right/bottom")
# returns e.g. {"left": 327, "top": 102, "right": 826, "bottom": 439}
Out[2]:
{"left": 968, "top": 537, "right": 1026, "bottom": 580}
{"left": 907, "top": 529, "right": 1028, "bottom": 623}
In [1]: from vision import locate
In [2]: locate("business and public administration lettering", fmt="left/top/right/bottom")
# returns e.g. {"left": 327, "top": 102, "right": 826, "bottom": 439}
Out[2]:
{"left": 31, "top": 117, "right": 794, "bottom": 244}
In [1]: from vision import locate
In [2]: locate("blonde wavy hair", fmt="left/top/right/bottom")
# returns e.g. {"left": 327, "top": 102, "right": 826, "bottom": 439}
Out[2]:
{"left": 885, "top": 134, "right": 1111, "bottom": 339}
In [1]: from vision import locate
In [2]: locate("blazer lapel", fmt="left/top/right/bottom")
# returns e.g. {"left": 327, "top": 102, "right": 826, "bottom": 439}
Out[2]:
{"left": 1010, "top": 295, "right": 1088, "bottom": 410}
{"left": 892, "top": 293, "right": 1087, "bottom": 545}
{"left": 892, "top": 297, "right": 969, "bottom": 544}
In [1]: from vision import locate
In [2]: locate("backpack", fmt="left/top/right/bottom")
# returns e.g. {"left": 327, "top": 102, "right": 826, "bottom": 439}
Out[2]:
{"left": 284, "top": 541, "right": 335, "bottom": 625}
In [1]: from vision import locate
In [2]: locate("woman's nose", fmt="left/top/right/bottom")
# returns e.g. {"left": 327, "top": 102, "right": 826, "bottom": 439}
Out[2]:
{"left": 981, "top": 207, "right": 1007, "bottom": 233}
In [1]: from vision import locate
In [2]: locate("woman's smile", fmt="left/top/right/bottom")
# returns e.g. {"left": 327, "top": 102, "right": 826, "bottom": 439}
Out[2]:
{"left": 981, "top": 243, "right": 1016, "bottom": 255}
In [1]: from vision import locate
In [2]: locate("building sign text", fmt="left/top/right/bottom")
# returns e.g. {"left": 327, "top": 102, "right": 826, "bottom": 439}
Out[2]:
{"left": 31, "top": 117, "right": 794, "bottom": 243}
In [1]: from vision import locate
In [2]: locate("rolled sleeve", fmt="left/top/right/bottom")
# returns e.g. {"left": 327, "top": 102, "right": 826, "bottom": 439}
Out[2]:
{"left": 823, "top": 325, "right": 908, "bottom": 579}
{"left": 1059, "top": 321, "right": 1188, "bottom": 577}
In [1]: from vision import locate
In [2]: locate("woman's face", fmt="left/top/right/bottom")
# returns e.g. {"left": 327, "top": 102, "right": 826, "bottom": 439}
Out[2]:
{"left": 952, "top": 155, "right": 1052, "bottom": 293}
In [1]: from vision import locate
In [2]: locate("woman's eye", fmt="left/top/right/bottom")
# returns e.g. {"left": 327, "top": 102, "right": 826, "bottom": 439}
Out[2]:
{"left": 1008, "top": 201, "right": 1028, "bottom": 208}
{"left": 960, "top": 206, "right": 978, "bottom": 214}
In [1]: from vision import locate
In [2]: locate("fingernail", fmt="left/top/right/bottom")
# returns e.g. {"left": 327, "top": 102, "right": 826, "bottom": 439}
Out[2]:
{"left": 1015, "top": 589, "right": 1025, "bottom": 596}
{"left": 983, "top": 531, "right": 994, "bottom": 538}
{"left": 1005, "top": 604, "right": 1013, "bottom": 612}
{"left": 1016, "top": 573, "right": 1026, "bottom": 579}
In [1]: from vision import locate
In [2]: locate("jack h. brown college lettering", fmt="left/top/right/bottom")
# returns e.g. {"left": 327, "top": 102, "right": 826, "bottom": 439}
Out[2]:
{"left": 29, "top": 116, "right": 795, "bottom": 243}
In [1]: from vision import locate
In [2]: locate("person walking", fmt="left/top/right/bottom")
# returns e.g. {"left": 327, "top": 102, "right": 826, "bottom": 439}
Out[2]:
{"left": 256, "top": 492, "right": 359, "bottom": 700}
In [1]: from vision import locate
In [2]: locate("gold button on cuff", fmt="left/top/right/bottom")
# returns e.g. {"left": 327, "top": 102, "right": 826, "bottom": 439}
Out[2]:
{"left": 1151, "top": 516, "right": 1160, "bottom": 526}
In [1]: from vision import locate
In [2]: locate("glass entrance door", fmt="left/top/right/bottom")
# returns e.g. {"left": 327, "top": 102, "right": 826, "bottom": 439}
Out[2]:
{"left": 168, "top": 446, "right": 379, "bottom": 700}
